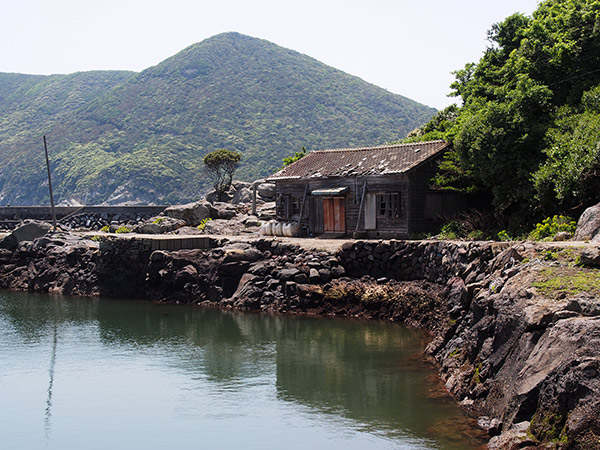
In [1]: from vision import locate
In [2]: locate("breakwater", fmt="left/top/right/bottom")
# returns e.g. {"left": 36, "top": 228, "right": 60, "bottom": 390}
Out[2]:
{"left": 0, "top": 232, "right": 598, "bottom": 449}
{"left": 0, "top": 206, "right": 167, "bottom": 231}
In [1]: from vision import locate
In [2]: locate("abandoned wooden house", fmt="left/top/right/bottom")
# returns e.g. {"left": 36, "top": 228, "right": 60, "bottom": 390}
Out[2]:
{"left": 266, "top": 140, "right": 465, "bottom": 238}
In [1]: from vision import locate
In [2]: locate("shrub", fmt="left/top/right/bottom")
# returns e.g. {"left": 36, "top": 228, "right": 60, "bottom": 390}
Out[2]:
{"left": 497, "top": 229, "right": 512, "bottom": 241}
{"left": 467, "top": 229, "right": 486, "bottom": 240}
{"left": 115, "top": 226, "right": 132, "bottom": 234}
{"left": 100, "top": 225, "right": 110, "bottom": 233}
{"left": 152, "top": 217, "right": 166, "bottom": 224}
{"left": 197, "top": 217, "right": 212, "bottom": 232}
{"left": 529, "top": 215, "right": 576, "bottom": 241}
{"left": 439, "top": 221, "right": 464, "bottom": 240}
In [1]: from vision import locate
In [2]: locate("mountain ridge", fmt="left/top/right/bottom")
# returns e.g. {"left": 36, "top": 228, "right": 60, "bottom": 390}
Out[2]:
{"left": 0, "top": 32, "right": 436, "bottom": 205}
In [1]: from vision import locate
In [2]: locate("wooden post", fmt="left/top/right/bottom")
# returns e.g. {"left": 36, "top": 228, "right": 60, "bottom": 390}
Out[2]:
{"left": 43, "top": 135, "right": 57, "bottom": 231}
{"left": 355, "top": 181, "right": 367, "bottom": 231}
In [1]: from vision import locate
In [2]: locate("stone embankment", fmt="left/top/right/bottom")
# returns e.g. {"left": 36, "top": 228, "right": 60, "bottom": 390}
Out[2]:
{"left": 0, "top": 227, "right": 599, "bottom": 449}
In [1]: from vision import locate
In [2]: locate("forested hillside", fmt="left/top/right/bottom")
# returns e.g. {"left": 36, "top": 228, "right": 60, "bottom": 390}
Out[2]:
{"left": 0, "top": 32, "right": 435, "bottom": 205}
{"left": 409, "top": 0, "right": 600, "bottom": 231}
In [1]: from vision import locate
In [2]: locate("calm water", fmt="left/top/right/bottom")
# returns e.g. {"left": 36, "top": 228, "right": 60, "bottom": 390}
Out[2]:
{"left": 0, "top": 291, "right": 486, "bottom": 450}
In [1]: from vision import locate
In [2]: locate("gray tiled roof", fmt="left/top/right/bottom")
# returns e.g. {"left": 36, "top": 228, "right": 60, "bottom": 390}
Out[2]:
{"left": 268, "top": 140, "right": 450, "bottom": 181}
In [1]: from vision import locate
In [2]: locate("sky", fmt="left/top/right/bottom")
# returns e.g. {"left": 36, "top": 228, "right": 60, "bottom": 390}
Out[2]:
{"left": 2, "top": 0, "right": 541, "bottom": 110}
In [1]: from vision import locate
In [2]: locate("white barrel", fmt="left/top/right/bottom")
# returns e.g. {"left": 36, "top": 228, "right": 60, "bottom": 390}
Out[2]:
{"left": 273, "top": 221, "right": 283, "bottom": 236}
{"left": 288, "top": 223, "right": 299, "bottom": 237}
{"left": 259, "top": 222, "right": 269, "bottom": 236}
{"left": 266, "top": 221, "right": 274, "bottom": 236}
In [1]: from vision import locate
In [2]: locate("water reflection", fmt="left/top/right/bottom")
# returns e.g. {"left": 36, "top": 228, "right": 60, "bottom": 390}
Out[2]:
{"left": 0, "top": 292, "right": 486, "bottom": 449}
{"left": 45, "top": 320, "right": 57, "bottom": 441}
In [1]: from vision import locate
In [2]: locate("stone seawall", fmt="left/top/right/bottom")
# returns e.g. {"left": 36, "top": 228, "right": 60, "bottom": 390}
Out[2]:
{"left": 0, "top": 232, "right": 599, "bottom": 449}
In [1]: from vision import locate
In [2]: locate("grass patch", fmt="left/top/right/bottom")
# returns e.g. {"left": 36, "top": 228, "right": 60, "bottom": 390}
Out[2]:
{"left": 532, "top": 266, "right": 600, "bottom": 298}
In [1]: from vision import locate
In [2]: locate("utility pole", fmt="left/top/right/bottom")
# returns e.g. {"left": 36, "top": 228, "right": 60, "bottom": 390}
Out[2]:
{"left": 43, "top": 135, "right": 57, "bottom": 231}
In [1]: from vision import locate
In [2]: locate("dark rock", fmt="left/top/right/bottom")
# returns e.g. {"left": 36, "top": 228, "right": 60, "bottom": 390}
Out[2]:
{"left": 284, "top": 281, "right": 297, "bottom": 296}
{"left": 580, "top": 246, "right": 600, "bottom": 267}
{"left": 279, "top": 268, "right": 300, "bottom": 281}
{"left": 219, "top": 261, "right": 250, "bottom": 275}
{"left": 0, "top": 234, "right": 18, "bottom": 251}
{"left": 174, "top": 264, "right": 198, "bottom": 289}
{"left": 308, "top": 268, "right": 321, "bottom": 283}
{"left": 318, "top": 268, "right": 331, "bottom": 282}
{"left": 330, "top": 265, "right": 346, "bottom": 278}
{"left": 477, "top": 416, "right": 503, "bottom": 436}
{"left": 294, "top": 273, "right": 309, "bottom": 284}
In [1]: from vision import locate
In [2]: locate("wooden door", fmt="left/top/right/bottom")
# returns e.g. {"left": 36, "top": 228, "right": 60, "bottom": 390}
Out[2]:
{"left": 323, "top": 197, "right": 345, "bottom": 233}
{"left": 309, "top": 197, "right": 324, "bottom": 233}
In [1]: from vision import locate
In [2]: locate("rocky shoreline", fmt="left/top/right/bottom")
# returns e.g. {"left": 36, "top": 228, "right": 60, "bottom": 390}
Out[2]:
{"left": 0, "top": 228, "right": 599, "bottom": 449}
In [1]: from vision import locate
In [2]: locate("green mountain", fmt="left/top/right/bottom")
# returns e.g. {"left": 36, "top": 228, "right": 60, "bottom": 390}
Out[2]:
{"left": 0, "top": 32, "right": 436, "bottom": 205}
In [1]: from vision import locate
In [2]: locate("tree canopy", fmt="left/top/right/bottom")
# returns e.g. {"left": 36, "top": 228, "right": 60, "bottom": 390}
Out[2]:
{"left": 411, "top": 0, "right": 600, "bottom": 229}
{"left": 281, "top": 146, "right": 307, "bottom": 168}
{"left": 203, "top": 149, "right": 242, "bottom": 194}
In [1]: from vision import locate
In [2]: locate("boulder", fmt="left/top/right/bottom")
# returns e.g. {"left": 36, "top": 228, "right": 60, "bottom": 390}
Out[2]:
{"left": 205, "top": 190, "right": 233, "bottom": 203}
{"left": 256, "top": 182, "right": 276, "bottom": 201}
{"left": 574, "top": 202, "right": 600, "bottom": 241}
{"left": 0, "top": 220, "right": 52, "bottom": 250}
{"left": 133, "top": 216, "right": 186, "bottom": 234}
{"left": 163, "top": 201, "right": 211, "bottom": 225}
{"left": 211, "top": 202, "right": 237, "bottom": 220}
{"left": 202, "top": 218, "right": 245, "bottom": 236}
{"left": 232, "top": 187, "right": 253, "bottom": 204}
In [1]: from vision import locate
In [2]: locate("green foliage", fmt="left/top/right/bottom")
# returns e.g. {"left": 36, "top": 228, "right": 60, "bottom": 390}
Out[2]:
{"left": 430, "top": 148, "right": 478, "bottom": 193}
{"left": 534, "top": 85, "right": 600, "bottom": 209}
{"left": 115, "top": 226, "right": 132, "bottom": 234}
{"left": 152, "top": 217, "right": 166, "bottom": 224}
{"left": 281, "top": 146, "right": 307, "bottom": 168}
{"left": 0, "top": 33, "right": 435, "bottom": 205}
{"left": 467, "top": 230, "right": 486, "bottom": 241}
{"left": 472, "top": 365, "right": 482, "bottom": 384}
{"left": 100, "top": 225, "right": 110, "bottom": 233}
{"left": 203, "top": 149, "right": 242, "bottom": 194}
{"left": 197, "top": 217, "right": 212, "bottom": 232}
{"left": 529, "top": 411, "right": 568, "bottom": 444}
{"left": 448, "top": 348, "right": 461, "bottom": 358}
{"left": 528, "top": 215, "right": 576, "bottom": 241}
{"left": 90, "top": 235, "right": 101, "bottom": 242}
{"left": 497, "top": 230, "right": 513, "bottom": 241}
{"left": 415, "top": 0, "right": 600, "bottom": 222}
{"left": 532, "top": 266, "right": 600, "bottom": 298}
{"left": 542, "top": 250, "right": 559, "bottom": 261}
{"left": 438, "top": 221, "right": 464, "bottom": 240}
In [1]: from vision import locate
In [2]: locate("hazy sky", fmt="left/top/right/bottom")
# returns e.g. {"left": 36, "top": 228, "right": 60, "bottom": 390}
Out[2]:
{"left": 2, "top": 0, "right": 540, "bottom": 109}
